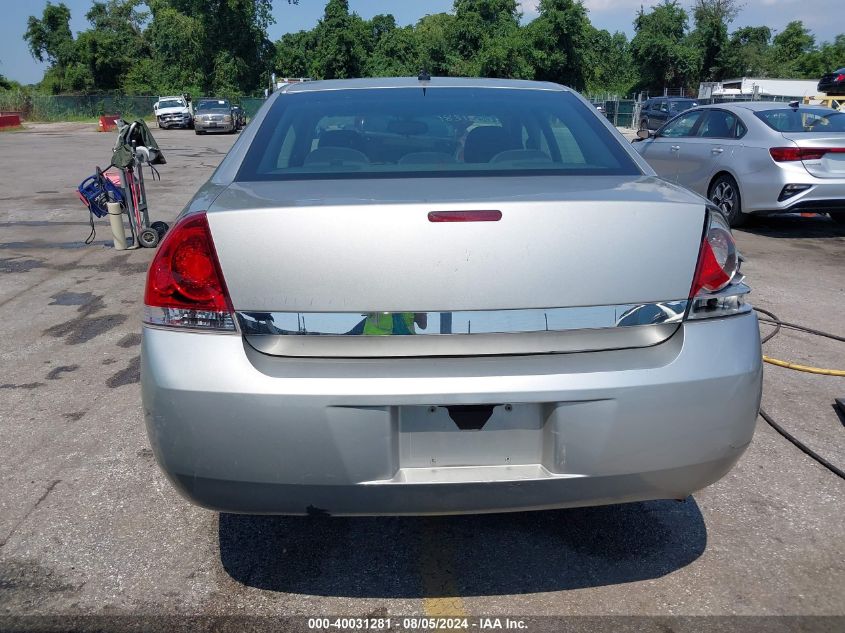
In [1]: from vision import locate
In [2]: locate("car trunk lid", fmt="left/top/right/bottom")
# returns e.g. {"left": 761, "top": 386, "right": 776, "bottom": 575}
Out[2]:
{"left": 780, "top": 133, "right": 845, "bottom": 178}
{"left": 206, "top": 175, "right": 705, "bottom": 357}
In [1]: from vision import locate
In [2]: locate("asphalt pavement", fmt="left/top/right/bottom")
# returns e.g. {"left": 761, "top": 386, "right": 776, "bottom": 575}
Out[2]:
{"left": 0, "top": 123, "right": 843, "bottom": 631}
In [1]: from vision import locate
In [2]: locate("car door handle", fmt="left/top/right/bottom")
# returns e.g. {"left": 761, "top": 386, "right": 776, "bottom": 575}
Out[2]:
{"left": 711, "top": 147, "right": 724, "bottom": 154}
{"left": 670, "top": 145, "right": 680, "bottom": 151}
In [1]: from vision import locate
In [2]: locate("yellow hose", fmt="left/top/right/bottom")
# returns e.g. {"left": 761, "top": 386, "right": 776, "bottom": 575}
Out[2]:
{"left": 763, "top": 355, "right": 845, "bottom": 376}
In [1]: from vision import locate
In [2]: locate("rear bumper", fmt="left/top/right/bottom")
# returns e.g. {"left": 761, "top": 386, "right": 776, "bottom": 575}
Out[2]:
{"left": 782, "top": 198, "right": 845, "bottom": 214}
{"left": 158, "top": 115, "right": 192, "bottom": 129}
{"left": 742, "top": 163, "right": 845, "bottom": 215}
{"left": 141, "top": 313, "right": 763, "bottom": 516}
{"left": 195, "top": 121, "right": 234, "bottom": 133}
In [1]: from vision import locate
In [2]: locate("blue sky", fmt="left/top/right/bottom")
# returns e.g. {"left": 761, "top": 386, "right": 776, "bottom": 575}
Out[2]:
{"left": 1, "top": 0, "right": 840, "bottom": 84}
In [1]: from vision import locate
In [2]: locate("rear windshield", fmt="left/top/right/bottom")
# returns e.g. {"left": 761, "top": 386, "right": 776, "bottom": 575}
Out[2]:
{"left": 669, "top": 100, "right": 696, "bottom": 112}
{"left": 755, "top": 108, "right": 845, "bottom": 133}
{"left": 236, "top": 88, "right": 641, "bottom": 181}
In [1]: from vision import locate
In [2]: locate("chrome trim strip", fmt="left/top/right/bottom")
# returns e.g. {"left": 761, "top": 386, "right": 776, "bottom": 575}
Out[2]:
{"left": 243, "top": 324, "right": 680, "bottom": 358}
{"left": 237, "top": 302, "right": 687, "bottom": 358}
{"left": 237, "top": 302, "right": 688, "bottom": 337}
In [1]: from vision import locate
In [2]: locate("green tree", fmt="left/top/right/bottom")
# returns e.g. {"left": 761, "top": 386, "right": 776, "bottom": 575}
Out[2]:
{"left": 76, "top": 0, "right": 150, "bottom": 91}
{"left": 584, "top": 29, "right": 636, "bottom": 95}
{"left": 815, "top": 35, "right": 845, "bottom": 74}
{"left": 720, "top": 26, "right": 771, "bottom": 78}
{"left": 630, "top": 0, "right": 700, "bottom": 93}
{"left": 451, "top": 0, "right": 519, "bottom": 60}
{"left": 126, "top": 1, "right": 205, "bottom": 95}
{"left": 309, "top": 0, "right": 366, "bottom": 79}
{"left": 24, "top": 2, "right": 74, "bottom": 66}
{"left": 369, "top": 14, "right": 397, "bottom": 43}
{"left": 275, "top": 30, "right": 315, "bottom": 77}
{"left": 450, "top": 0, "right": 531, "bottom": 78}
{"left": 769, "top": 21, "right": 817, "bottom": 77}
{"left": 690, "top": 0, "right": 739, "bottom": 81}
{"left": 526, "top": 0, "right": 591, "bottom": 89}
{"left": 23, "top": 2, "right": 83, "bottom": 92}
{"left": 414, "top": 13, "right": 458, "bottom": 76}
{"left": 367, "top": 26, "right": 419, "bottom": 77}
{"left": 158, "top": 0, "right": 278, "bottom": 93}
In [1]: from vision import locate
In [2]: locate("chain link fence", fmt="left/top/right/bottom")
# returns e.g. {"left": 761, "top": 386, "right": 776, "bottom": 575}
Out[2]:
{"left": 0, "top": 92, "right": 269, "bottom": 122}
{"left": 585, "top": 95, "right": 637, "bottom": 129}
{"left": 0, "top": 93, "right": 158, "bottom": 121}
{"left": 4, "top": 91, "right": 652, "bottom": 129}
{"left": 1, "top": 90, "right": 816, "bottom": 130}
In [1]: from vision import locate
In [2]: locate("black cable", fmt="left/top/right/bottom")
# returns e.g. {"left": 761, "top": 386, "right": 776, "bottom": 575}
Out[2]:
{"left": 755, "top": 307, "right": 845, "bottom": 343}
{"left": 755, "top": 307, "right": 780, "bottom": 344}
{"left": 759, "top": 409, "right": 845, "bottom": 480}
{"left": 754, "top": 306, "right": 845, "bottom": 481}
{"left": 84, "top": 208, "right": 96, "bottom": 245}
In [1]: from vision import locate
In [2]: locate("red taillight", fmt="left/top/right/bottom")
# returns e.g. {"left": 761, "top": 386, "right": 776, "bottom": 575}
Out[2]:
{"left": 690, "top": 213, "right": 738, "bottom": 298}
{"left": 837, "top": 74, "right": 845, "bottom": 82}
{"left": 770, "top": 147, "right": 845, "bottom": 162}
{"left": 144, "top": 212, "right": 234, "bottom": 330}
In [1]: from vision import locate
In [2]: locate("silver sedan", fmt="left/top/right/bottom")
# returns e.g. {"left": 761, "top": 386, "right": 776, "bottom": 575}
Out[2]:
{"left": 141, "top": 77, "right": 762, "bottom": 516}
{"left": 634, "top": 102, "right": 845, "bottom": 226}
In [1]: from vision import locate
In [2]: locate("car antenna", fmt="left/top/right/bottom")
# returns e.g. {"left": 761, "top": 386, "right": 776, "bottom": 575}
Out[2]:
{"left": 789, "top": 100, "right": 800, "bottom": 109}
{"left": 418, "top": 68, "right": 430, "bottom": 96}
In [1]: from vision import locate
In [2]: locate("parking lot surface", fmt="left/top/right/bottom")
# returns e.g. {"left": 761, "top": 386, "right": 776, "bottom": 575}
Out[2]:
{"left": 0, "top": 124, "right": 843, "bottom": 629}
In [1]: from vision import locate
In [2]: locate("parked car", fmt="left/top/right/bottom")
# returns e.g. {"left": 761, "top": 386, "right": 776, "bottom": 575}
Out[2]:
{"left": 153, "top": 95, "right": 193, "bottom": 129}
{"left": 193, "top": 99, "right": 235, "bottom": 134}
{"left": 231, "top": 105, "right": 246, "bottom": 130}
{"left": 142, "top": 77, "right": 761, "bottom": 516}
{"left": 638, "top": 97, "right": 699, "bottom": 131}
{"left": 634, "top": 102, "right": 845, "bottom": 226}
{"left": 817, "top": 68, "right": 845, "bottom": 96}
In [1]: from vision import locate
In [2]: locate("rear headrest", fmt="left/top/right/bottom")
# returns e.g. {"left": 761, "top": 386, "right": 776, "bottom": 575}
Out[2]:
{"left": 464, "top": 126, "right": 518, "bottom": 163}
{"left": 319, "top": 129, "right": 366, "bottom": 152}
{"left": 490, "top": 149, "right": 553, "bottom": 164}
{"left": 303, "top": 147, "right": 369, "bottom": 166}
{"left": 398, "top": 152, "right": 457, "bottom": 165}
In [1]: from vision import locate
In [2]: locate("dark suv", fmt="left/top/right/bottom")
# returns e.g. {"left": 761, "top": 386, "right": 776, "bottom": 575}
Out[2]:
{"left": 818, "top": 68, "right": 845, "bottom": 95}
{"left": 638, "top": 98, "right": 698, "bottom": 131}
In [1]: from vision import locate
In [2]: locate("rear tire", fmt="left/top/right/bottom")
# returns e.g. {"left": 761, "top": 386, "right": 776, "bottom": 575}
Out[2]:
{"left": 830, "top": 212, "right": 845, "bottom": 224}
{"left": 639, "top": 118, "right": 649, "bottom": 132}
{"left": 709, "top": 174, "right": 745, "bottom": 227}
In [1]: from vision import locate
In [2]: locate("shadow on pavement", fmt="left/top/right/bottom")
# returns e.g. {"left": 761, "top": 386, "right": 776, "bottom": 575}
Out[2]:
{"left": 218, "top": 499, "right": 707, "bottom": 598}
{"left": 737, "top": 214, "right": 845, "bottom": 239}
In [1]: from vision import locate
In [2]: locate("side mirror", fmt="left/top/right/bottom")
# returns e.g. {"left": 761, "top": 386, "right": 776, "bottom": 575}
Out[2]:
{"left": 637, "top": 128, "right": 653, "bottom": 140}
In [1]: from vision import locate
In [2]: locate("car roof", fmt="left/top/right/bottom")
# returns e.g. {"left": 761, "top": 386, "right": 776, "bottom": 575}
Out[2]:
{"left": 691, "top": 101, "right": 834, "bottom": 113}
{"left": 280, "top": 77, "right": 568, "bottom": 93}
